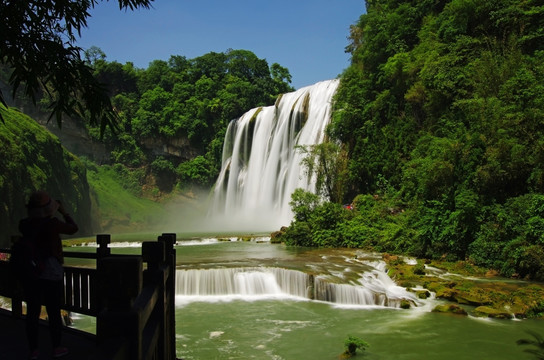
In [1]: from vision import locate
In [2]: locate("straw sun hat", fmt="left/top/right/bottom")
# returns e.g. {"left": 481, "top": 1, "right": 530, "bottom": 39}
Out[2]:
{"left": 26, "top": 190, "right": 59, "bottom": 218}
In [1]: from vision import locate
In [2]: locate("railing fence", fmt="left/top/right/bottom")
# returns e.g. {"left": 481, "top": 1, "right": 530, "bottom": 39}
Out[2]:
{"left": 0, "top": 233, "right": 178, "bottom": 360}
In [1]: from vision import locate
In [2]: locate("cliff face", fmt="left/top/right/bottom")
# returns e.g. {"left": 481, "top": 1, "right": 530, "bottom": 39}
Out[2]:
{"left": 140, "top": 136, "right": 199, "bottom": 162}
{"left": 38, "top": 117, "right": 110, "bottom": 164}
{"left": 2, "top": 80, "right": 108, "bottom": 164}
{"left": 0, "top": 107, "right": 92, "bottom": 247}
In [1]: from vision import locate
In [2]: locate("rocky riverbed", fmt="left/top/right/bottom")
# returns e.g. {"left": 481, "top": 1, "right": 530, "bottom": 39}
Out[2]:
{"left": 384, "top": 254, "right": 544, "bottom": 319}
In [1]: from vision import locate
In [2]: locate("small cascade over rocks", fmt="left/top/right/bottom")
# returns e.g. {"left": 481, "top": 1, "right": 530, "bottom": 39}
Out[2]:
{"left": 209, "top": 80, "right": 339, "bottom": 230}
{"left": 175, "top": 264, "right": 420, "bottom": 308}
{"left": 176, "top": 267, "right": 309, "bottom": 298}
{"left": 313, "top": 268, "right": 414, "bottom": 307}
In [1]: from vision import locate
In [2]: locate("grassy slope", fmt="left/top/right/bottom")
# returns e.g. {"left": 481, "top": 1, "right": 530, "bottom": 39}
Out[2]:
{"left": 0, "top": 107, "right": 91, "bottom": 246}
{"left": 86, "top": 164, "right": 168, "bottom": 234}
{"left": 0, "top": 106, "right": 197, "bottom": 240}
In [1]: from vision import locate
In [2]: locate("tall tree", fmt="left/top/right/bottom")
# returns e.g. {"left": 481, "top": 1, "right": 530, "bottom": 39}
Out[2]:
{"left": 0, "top": 0, "right": 154, "bottom": 133}
{"left": 298, "top": 142, "right": 349, "bottom": 204}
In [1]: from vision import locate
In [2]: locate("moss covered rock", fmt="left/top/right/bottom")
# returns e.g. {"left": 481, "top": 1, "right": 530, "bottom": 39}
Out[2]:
{"left": 435, "top": 287, "right": 458, "bottom": 301}
{"left": 414, "top": 289, "right": 431, "bottom": 299}
{"left": 473, "top": 306, "right": 514, "bottom": 319}
{"left": 384, "top": 255, "right": 544, "bottom": 319}
{"left": 453, "top": 291, "right": 491, "bottom": 307}
{"left": 400, "top": 300, "right": 411, "bottom": 309}
{"left": 432, "top": 304, "right": 468, "bottom": 316}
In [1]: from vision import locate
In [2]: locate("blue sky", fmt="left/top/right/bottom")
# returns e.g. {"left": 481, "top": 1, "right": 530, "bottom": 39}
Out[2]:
{"left": 77, "top": 0, "right": 366, "bottom": 89}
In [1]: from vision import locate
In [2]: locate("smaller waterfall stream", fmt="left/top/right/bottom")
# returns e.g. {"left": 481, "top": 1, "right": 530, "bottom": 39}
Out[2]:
{"left": 176, "top": 268, "right": 309, "bottom": 298}
{"left": 175, "top": 265, "right": 419, "bottom": 308}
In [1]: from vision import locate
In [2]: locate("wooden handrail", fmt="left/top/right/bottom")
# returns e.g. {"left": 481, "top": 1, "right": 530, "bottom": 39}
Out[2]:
{"left": 0, "top": 233, "right": 178, "bottom": 360}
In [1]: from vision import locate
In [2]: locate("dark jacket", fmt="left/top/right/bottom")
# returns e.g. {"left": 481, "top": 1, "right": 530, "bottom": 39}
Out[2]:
{"left": 18, "top": 215, "right": 78, "bottom": 264}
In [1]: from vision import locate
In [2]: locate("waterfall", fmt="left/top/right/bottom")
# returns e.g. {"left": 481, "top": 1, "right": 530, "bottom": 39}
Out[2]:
{"left": 314, "top": 270, "right": 415, "bottom": 307}
{"left": 175, "top": 266, "right": 419, "bottom": 308}
{"left": 176, "top": 267, "right": 309, "bottom": 298}
{"left": 209, "top": 79, "right": 339, "bottom": 230}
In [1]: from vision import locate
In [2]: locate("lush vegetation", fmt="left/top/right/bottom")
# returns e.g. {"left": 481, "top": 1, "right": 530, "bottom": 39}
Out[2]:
{"left": 0, "top": 107, "right": 92, "bottom": 247}
{"left": 342, "top": 335, "right": 370, "bottom": 358}
{"left": 0, "top": 106, "right": 180, "bottom": 242}
{"left": 280, "top": 0, "right": 544, "bottom": 281}
{"left": 0, "top": 0, "right": 153, "bottom": 130}
{"left": 0, "top": 46, "right": 293, "bottom": 236}
{"left": 83, "top": 48, "right": 293, "bottom": 189}
{"left": 3, "top": 0, "right": 543, "bottom": 283}
{"left": 85, "top": 160, "right": 168, "bottom": 233}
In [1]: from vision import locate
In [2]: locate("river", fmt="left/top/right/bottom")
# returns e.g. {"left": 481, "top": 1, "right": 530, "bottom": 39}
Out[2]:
{"left": 67, "top": 235, "right": 542, "bottom": 360}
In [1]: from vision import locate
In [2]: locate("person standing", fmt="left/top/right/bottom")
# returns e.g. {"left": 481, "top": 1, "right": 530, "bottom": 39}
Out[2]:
{"left": 18, "top": 190, "right": 78, "bottom": 359}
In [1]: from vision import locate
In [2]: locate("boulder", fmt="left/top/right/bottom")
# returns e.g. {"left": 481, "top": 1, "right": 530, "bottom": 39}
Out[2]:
{"left": 473, "top": 306, "right": 513, "bottom": 319}
{"left": 432, "top": 304, "right": 468, "bottom": 316}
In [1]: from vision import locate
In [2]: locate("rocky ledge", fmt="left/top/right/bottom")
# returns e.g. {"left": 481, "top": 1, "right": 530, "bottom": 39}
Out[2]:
{"left": 383, "top": 254, "right": 544, "bottom": 319}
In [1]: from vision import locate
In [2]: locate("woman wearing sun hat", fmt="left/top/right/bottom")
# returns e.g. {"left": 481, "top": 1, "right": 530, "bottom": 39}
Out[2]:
{"left": 18, "top": 190, "right": 78, "bottom": 359}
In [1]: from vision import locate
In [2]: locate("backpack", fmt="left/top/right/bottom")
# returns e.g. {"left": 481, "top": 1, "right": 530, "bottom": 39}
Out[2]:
{"left": 9, "top": 232, "right": 45, "bottom": 282}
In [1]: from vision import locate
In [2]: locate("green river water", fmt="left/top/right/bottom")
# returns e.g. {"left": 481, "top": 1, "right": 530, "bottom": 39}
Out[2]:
{"left": 66, "top": 236, "right": 542, "bottom": 360}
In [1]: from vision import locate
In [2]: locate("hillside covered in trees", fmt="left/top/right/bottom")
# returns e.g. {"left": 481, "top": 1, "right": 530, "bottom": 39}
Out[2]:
{"left": 2, "top": 47, "right": 293, "bottom": 190}
{"left": 82, "top": 48, "right": 293, "bottom": 191}
{"left": 2, "top": 0, "right": 543, "bottom": 282}
{"left": 0, "top": 108, "right": 92, "bottom": 246}
{"left": 0, "top": 47, "right": 294, "bottom": 239}
{"left": 279, "top": 0, "right": 544, "bottom": 280}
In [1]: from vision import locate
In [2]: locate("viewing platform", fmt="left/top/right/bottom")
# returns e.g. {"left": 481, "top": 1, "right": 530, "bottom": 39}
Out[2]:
{"left": 0, "top": 233, "right": 178, "bottom": 360}
{"left": 0, "top": 309, "right": 96, "bottom": 359}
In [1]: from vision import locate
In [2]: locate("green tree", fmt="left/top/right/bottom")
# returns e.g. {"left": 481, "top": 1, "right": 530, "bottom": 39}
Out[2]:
{"left": 151, "top": 156, "right": 176, "bottom": 192}
{"left": 0, "top": 0, "right": 153, "bottom": 132}
{"left": 343, "top": 335, "right": 369, "bottom": 358}
{"left": 92, "top": 58, "right": 139, "bottom": 96}
{"left": 289, "top": 188, "right": 321, "bottom": 223}
{"left": 298, "top": 142, "right": 349, "bottom": 203}
{"left": 84, "top": 46, "right": 107, "bottom": 65}
{"left": 138, "top": 59, "right": 173, "bottom": 92}
{"left": 177, "top": 156, "right": 213, "bottom": 186}
{"left": 325, "top": 0, "right": 544, "bottom": 273}
{"left": 270, "top": 63, "right": 293, "bottom": 94}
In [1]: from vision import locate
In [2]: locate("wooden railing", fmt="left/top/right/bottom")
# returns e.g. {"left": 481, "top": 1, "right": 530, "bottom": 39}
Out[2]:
{"left": 0, "top": 233, "right": 177, "bottom": 360}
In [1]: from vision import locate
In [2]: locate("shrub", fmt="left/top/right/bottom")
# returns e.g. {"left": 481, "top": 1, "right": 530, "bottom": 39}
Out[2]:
{"left": 343, "top": 335, "right": 369, "bottom": 357}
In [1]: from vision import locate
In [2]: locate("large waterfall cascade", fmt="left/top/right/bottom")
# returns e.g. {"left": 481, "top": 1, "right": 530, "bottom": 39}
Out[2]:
{"left": 197, "top": 80, "right": 424, "bottom": 308}
{"left": 210, "top": 80, "right": 340, "bottom": 230}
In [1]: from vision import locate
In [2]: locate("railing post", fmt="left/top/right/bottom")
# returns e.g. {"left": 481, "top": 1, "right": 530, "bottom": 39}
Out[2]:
{"left": 92, "top": 234, "right": 111, "bottom": 316}
{"left": 142, "top": 241, "right": 165, "bottom": 278}
{"left": 159, "top": 233, "right": 176, "bottom": 360}
{"left": 142, "top": 241, "right": 166, "bottom": 359}
{"left": 96, "top": 234, "right": 111, "bottom": 259}
{"left": 10, "top": 235, "right": 23, "bottom": 318}
{"left": 96, "top": 256, "right": 143, "bottom": 360}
